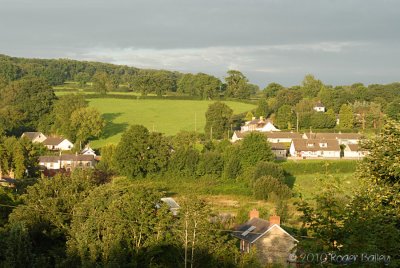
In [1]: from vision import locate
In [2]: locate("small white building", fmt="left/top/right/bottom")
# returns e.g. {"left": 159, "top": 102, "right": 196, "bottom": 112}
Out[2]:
{"left": 313, "top": 102, "right": 326, "bottom": 112}
{"left": 81, "top": 146, "right": 96, "bottom": 156}
{"left": 43, "top": 137, "right": 74, "bottom": 151}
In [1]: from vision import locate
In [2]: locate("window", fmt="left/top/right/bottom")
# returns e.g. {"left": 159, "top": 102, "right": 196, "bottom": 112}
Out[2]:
{"left": 319, "top": 143, "right": 327, "bottom": 148}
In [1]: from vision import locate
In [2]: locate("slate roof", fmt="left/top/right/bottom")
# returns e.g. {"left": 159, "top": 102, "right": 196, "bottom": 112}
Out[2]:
{"left": 234, "top": 131, "right": 301, "bottom": 140}
{"left": 39, "top": 154, "right": 95, "bottom": 163}
{"left": 305, "top": 132, "right": 362, "bottom": 140}
{"left": 291, "top": 138, "right": 340, "bottom": 152}
{"left": 43, "top": 137, "right": 66, "bottom": 146}
{"left": 233, "top": 217, "right": 271, "bottom": 243}
{"left": 270, "top": 142, "right": 287, "bottom": 150}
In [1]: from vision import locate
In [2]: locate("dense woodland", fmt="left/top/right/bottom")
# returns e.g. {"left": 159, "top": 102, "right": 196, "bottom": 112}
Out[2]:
{"left": 0, "top": 55, "right": 399, "bottom": 267}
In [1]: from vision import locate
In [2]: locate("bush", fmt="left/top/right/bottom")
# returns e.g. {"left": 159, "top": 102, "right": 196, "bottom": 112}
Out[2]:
{"left": 253, "top": 176, "right": 292, "bottom": 201}
{"left": 197, "top": 151, "right": 224, "bottom": 176}
{"left": 253, "top": 161, "right": 285, "bottom": 182}
{"left": 223, "top": 154, "right": 241, "bottom": 180}
{"left": 169, "top": 148, "right": 200, "bottom": 177}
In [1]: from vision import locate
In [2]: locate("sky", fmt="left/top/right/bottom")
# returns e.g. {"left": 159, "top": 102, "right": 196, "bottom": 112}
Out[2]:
{"left": 0, "top": 0, "right": 399, "bottom": 87}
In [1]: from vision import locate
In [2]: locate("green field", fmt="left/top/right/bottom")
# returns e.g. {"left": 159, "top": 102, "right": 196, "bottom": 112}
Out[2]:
{"left": 88, "top": 98, "right": 256, "bottom": 148}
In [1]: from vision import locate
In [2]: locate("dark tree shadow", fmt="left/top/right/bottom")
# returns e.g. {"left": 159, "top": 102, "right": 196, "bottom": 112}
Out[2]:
{"left": 101, "top": 113, "right": 129, "bottom": 139}
{"left": 284, "top": 171, "right": 296, "bottom": 189}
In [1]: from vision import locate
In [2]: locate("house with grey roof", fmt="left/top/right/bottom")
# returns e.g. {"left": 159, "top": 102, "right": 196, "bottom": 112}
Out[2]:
{"left": 39, "top": 154, "right": 96, "bottom": 172}
{"left": 233, "top": 209, "right": 298, "bottom": 266}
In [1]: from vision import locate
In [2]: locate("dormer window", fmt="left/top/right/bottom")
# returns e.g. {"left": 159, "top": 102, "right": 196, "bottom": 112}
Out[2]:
{"left": 319, "top": 143, "right": 327, "bottom": 148}
{"left": 307, "top": 143, "right": 314, "bottom": 148}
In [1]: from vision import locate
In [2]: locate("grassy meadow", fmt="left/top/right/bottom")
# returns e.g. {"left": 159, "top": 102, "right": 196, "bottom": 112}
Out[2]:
{"left": 87, "top": 98, "right": 256, "bottom": 148}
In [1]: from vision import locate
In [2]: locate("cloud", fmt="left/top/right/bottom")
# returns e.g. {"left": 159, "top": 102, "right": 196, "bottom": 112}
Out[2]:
{"left": 76, "top": 41, "right": 365, "bottom": 74}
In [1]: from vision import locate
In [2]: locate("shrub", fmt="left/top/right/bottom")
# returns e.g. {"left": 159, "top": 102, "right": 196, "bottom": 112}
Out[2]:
{"left": 169, "top": 148, "right": 200, "bottom": 177}
{"left": 253, "top": 175, "right": 292, "bottom": 201}
{"left": 197, "top": 151, "right": 224, "bottom": 176}
{"left": 253, "top": 161, "right": 285, "bottom": 182}
{"left": 224, "top": 154, "right": 242, "bottom": 180}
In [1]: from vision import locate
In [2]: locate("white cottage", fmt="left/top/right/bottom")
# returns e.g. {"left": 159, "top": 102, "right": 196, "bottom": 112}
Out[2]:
{"left": 43, "top": 137, "right": 74, "bottom": 151}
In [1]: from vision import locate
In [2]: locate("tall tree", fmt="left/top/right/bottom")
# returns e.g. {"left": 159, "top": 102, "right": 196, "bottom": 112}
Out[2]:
{"left": 70, "top": 107, "right": 105, "bottom": 146}
{"left": 301, "top": 74, "right": 324, "bottom": 98}
{"left": 92, "top": 72, "right": 109, "bottom": 94}
{"left": 275, "top": 105, "right": 295, "bottom": 130}
{"left": 204, "top": 102, "right": 233, "bottom": 140}
{"left": 254, "top": 98, "right": 269, "bottom": 118}
{"left": 338, "top": 104, "right": 354, "bottom": 128}
{"left": 238, "top": 132, "right": 274, "bottom": 168}
{"left": 263, "top": 82, "right": 284, "bottom": 98}
{"left": 224, "top": 70, "right": 250, "bottom": 99}
{"left": 50, "top": 94, "right": 88, "bottom": 139}
{"left": 114, "top": 125, "right": 170, "bottom": 178}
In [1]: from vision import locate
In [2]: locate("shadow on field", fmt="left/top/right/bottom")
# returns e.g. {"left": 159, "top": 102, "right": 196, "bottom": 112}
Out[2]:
{"left": 283, "top": 171, "right": 296, "bottom": 189}
{"left": 101, "top": 113, "right": 129, "bottom": 138}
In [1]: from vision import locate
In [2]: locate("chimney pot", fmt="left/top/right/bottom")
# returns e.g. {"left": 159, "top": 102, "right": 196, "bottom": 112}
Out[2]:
{"left": 249, "top": 209, "right": 259, "bottom": 220}
{"left": 269, "top": 215, "right": 280, "bottom": 226}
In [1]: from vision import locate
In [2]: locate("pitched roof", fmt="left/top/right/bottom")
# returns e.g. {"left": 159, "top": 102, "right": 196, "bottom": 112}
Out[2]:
{"left": 314, "top": 102, "right": 325, "bottom": 108}
{"left": 43, "top": 137, "right": 67, "bottom": 146}
{"left": 233, "top": 217, "right": 271, "bottom": 243}
{"left": 291, "top": 138, "right": 340, "bottom": 152}
{"left": 233, "top": 131, "right": 301, "bottom": 140}
{"left": 270, "top": 142, "right": 287, "bottom": 150}
{"left": 305, "top": 132, "right": 362, "bottom": 140}
{"left": 39, "top": 154, "right": 95, "bottom": 163}
{"left": 21, "top": 132, "right": 43, "bottom": 140}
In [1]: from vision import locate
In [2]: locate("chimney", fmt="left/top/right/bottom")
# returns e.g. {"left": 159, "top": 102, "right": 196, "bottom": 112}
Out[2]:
{"left": 269, "top": 215, "right": 280, "bottom": 226}
{"left": 249, "top": 209, "right": 259, "bottom": 220}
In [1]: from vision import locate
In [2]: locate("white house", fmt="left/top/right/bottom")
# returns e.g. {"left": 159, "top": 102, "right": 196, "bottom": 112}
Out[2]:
{"left": 241, "top": 117, "right": 280, "bottom": 132}
{"left": 290, "top": 138, "right": 341, "bottom": 158}
{"left": 21, "top": 132, "right": 47, "bottom": 143}
{"left": 81, "top": 145, "right": 96, "bottom": 156}
{"left": 39, "top": 154, "right": 96, "bottom": 171}
{"left": 313, "top": 102, "right": 326, "bottom": 112}
{"left": 43, "top": 137, "right": 74, "bottom": 151}
{"left": 231, "top": 131, "right": 301, "bottom": 144}
{"left": 344, "top": 144, "right": 368, "bottom": 159}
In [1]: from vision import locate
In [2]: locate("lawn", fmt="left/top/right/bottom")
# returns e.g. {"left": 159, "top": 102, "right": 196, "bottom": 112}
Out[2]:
{"left": 88, "top": 98, "right": 256, "bottom": 148}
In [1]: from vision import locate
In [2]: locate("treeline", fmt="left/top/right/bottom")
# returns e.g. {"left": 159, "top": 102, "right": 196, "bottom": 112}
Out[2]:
{"left": 0, "top": 54, "right": 259, "bottom": 99}
{"left": 0, "top": 77, "right": 105, "bottom": 143}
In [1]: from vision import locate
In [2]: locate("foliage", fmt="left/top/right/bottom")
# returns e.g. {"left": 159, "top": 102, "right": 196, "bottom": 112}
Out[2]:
{"left": 254, "top": 98, "right": 269, "bottom": 118}
{"left": 0, "top": 77, "right": 56, "bottom": 134}
{"left": 359, "top": 119, "right": 400, "bottom": 184}
{"left": 263, "top": 82, "right": 284, "bottom": 98}
{"left": 177, "top": 73, "right": 222, "bottom": 99}
{"left": 252, "top": 175, "right": 292, "bottom": 201}
{"left": 385, "top": 100, "right": 400, "bottom": 121}
{"left": 301, "top": 74, "right": 325, "bottom": 98}
{"left": 96, "top": 144, "right": 117, "bottom": 175}
{"left": 91, "top": 72, "right": 109, "bottom": 94}
{"left": 67, "top": 178, "right": 174, "bottom": 266}
{"left": 239, "top": 132, "right": 274, "bottom": 168}
{"left": 49, "top": 94, "right": 88, "bottom": 139}
{"left": 70, "top": 107, "right": 105, "bottom": 145}
{"left": 204, "top": 102, "right": 233, "bottom": 140}
{"left": 197, "top": 151, "right": 224, "bottom": 176}
{"left": 225, "top": 70, "right": 253, "bottom": 99}
{"left": 338, "top": 104, "right": 354, "bottom": 129}
{"left": 275, "top": 104, "right": 295, "bottom": 130}
{"left": 252, "top": 161, "right": 285, "bottom": 182}
{"left": 114, "top": 125, "right": 171, "bottom": 178}
{"left": 169, "top": 147, "right": 200, "bottom": 177}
